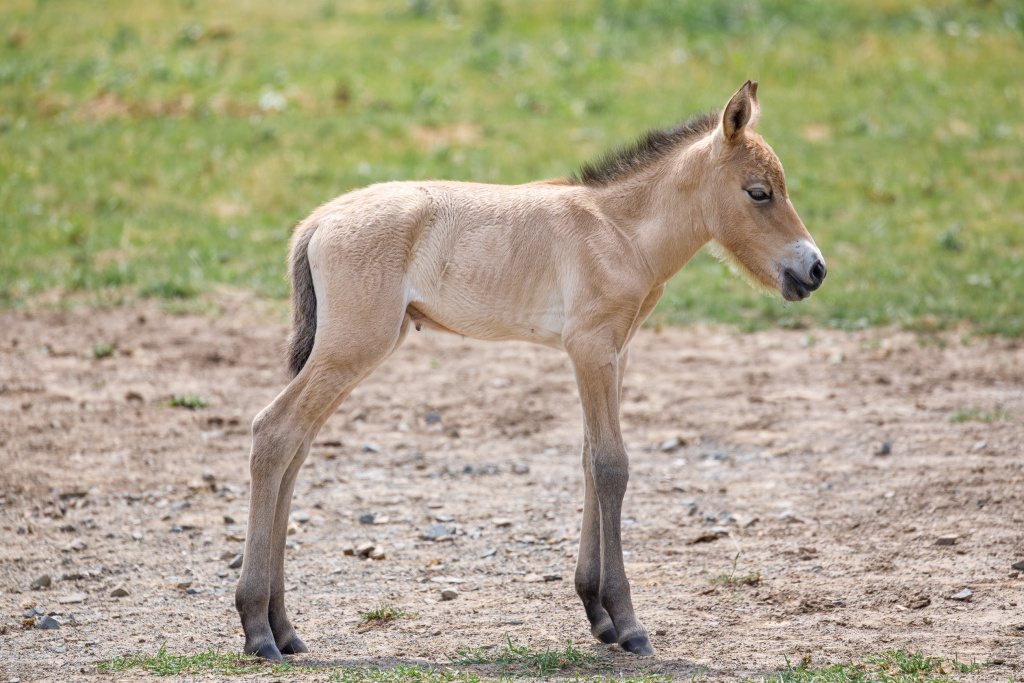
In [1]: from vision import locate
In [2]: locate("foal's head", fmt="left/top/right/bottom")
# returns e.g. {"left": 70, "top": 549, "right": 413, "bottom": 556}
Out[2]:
{"left": 701, "top": 81, "right": 826, "bottom": 301}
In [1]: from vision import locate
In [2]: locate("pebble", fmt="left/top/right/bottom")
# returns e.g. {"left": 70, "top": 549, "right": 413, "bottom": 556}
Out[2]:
{"left": 64, "top": 539, "right": 87, "bottom": 552}
{"left": 1011, "top": 560, "right": 1024, "bottom": 571}
{"left": 110, "top": 585, "right": 130, "bottom": 598}
{"left": 491, "top": 518, "right": 512, "bottom": 527}
{"left": 362, "top": 443, "right": 382, "bottom": 453}
{"left": 356, "top": 542, "right": 376, "bottom": 557}
{"left": 777, "top": 511, "right": 804, "bottom": 524}
{"left": 950, "top": 588, "right": 972, "bottom": 601}
{"left": 30, "top": 574, "right": 52, "bottom": 590}
{"left": 511, "top": 462, "right": 530, "bottom": 474}
{"left": 935, "top": 535, "right": 958, "bottom": 546}
{"left": 201, "top": 469, "right": 216, "bottom": 484}
{"left": 176, "top": 580, "right": 193, "bottom": 589}
{"left": 36, "top": 615, "right": 60, "bottom": 630}
{"left": 659, "top": 438, "right": 682, "bottom": 452}
{"left": 440, "top": 588, "right": 459, "bottom": 601}
{"left": 57, "top": 593, "right": 87, "bottom": 604}
{"left": 875, "top": 441, "right": 891, "bottom": 456}
{"left": 421, "top": 523, "right": 450, "bottom": 541}
{"left": 131, "top": 531, "right": 144, "bottom": 541}
{"left": 368, "top": 547, "right": 386, "bottom": 560}
{"left": 223, "top": 515, "right": 235, "bottom": 524}
{"left": 292, "top": 511, "right": 311, "bottom": 524}
{"left": 228, "top": 554, "right": 243, "bottom": 569}
{"left": 359, "top": 513, "right": 376, "bottom": 525}
{"left": 424, "top": 411, "right": 442, "bottom": 424}
{"left": 490, "top": 378, "right": 511, "bottom": 388}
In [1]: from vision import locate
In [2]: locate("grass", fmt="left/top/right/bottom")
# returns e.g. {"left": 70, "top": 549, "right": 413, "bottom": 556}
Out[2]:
{"left": 359, "top": 601, "right": 410, "bottom": 623}
{"left": 97, "top": 641, "right": 667, "bottom": 681}
{"left": 749, "top": 649, "right": 988, "bottom": 683}
{"left": 91, "top": 342, "right": 115, "bottom": 358}
{"left": 167, "top": 393, "right": 209, "bottom": 410}
{"left": 709, "top": 553, "right": 762, "bottom": 587}
{"left": 948, "top": 406, "right": 1014, "bottom": 423}
{"left": 2, "top": 0, "right": 1023, "bottom": 335}
{"left": 448, "top": 635, "right": 612, "bottom": 678}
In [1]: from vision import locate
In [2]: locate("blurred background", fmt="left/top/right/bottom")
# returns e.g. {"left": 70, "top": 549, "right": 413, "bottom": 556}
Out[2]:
{"left": 1, "top": 0, "right": 1021, "bottom": 334}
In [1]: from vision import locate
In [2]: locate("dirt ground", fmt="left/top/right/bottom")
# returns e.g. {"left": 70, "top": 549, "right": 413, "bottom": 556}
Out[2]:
{"left": 1, "top": 300, "right": 1022, "bottom": 682}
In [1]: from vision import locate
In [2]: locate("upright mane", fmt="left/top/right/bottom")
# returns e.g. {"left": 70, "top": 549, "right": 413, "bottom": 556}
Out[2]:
{"left": 570, "top": 110, "right": 720, "bottom": 186}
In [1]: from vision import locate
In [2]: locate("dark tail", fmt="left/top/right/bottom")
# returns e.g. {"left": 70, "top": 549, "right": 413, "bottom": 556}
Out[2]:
{"left": 286, "top": 221, "right": 318, "bottom": 377}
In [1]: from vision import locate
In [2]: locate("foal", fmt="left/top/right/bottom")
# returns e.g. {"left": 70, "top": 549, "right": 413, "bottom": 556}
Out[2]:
{"left": 235, "top": 81, "right": 826, "bottom": 659}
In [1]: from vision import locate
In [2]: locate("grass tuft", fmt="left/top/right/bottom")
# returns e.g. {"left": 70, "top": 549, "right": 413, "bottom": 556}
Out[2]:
{"left": 449, "top": 634, "right": 609, "bottom": 678}
{"left": 167, "top": 393, "right": 209, "bottom": 410}
{"left": 749, "top": 648, "right": 988, "bottom": 683}
{"left": 948, "top": 406, "right": 1014, "bottom": 423}
{"left": 92, "top": 342, "right": 116, "bottom": 359}
{"left": 710, "top": 553, "right": 763, "bottom": 587}
{"left": 359, "top": 601, "right": 410, "bottom": 623}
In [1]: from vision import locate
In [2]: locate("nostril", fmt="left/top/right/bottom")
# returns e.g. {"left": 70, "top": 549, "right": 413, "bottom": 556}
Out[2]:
{"left": 810, "top": 260, "right": 826, "bottom": 285}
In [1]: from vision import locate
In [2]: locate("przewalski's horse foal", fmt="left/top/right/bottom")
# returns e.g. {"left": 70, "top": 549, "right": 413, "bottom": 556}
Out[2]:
{"left": 235, "top": 81, "right": 826, "bottom": 659}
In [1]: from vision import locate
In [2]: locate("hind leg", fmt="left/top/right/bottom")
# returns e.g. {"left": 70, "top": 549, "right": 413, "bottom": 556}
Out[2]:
{"left": 236, "top": 301, "right": 409, "bottom": 659}
{"left": 267, "top": 320, "right": 411, "bottom": 654}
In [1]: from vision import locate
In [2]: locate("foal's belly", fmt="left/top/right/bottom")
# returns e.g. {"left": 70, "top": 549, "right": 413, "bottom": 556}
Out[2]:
{"left": 404, "top": 280, "right": 566, "bottom": 349}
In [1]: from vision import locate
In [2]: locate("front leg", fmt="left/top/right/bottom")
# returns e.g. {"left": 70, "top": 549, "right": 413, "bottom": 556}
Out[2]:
{"left": 567, "top": 336, "right": 652, "bottom": 655}
{"left": 575, "top": 433, "right": 617, "bottom": 643}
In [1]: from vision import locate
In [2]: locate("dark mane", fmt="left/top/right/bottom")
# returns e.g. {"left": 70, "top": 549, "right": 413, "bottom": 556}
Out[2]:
{"left": 570, "top": 110, "right": 720, "bottom": 186}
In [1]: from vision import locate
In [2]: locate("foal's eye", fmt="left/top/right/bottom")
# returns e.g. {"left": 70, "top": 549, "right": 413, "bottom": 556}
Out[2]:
{"left": 746, "top": 188, "right": 771, "bottom": 202}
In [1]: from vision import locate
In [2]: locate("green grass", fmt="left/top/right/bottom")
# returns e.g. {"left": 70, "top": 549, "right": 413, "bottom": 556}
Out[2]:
{"left": 167, "top": 393, "right": 209, "bottom": 410}
{"left": 2, "top": 0, "right": 1023, "bottom": 334}
{"left": 948, "top": 406, "right": 1014, "bottom": 423}
{"left": 709, "top": 553, "right": 763, "bottom": 587}
{"left": 448, "top": 635, "right": 613, "bottom": 678}
{"left": 749, "top": 649, "right": 987, "bottom": 683}
{"left": 359, "top": 601, "right": 411, "bottom": 623}
{"left": 97, "top": 641, "right": 665, "bottom": 681}
{"left": 91, "top": 342, "right": 115, "bottom": 358}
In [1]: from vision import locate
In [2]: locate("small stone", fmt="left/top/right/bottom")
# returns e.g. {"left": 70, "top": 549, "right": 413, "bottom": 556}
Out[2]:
{"left": 1011, "top": 560, "right": 1024, "bottom": 571}
{"left": 420, "top": 523, "right": 449, "bottom": 541}
{"left": 522, "top": 573, "right": 544, "bottom": 583}
{"left": 935, "top": 535, "right": 958, "bottom": 546}
{"left": 875, "top": 441, "right": 891, "bottom": 456}
{"left": 654, "top": 628, "right": 667, "bottom": 636}
{"left": 201, "top": 468, "right": 216, "bottom": 483}
{"left": 362, "top": 443, "right": 382, "bottom": 453}
{"left": 36, "top": 615, "right": 60, "bottom": 630}
{"left": 543, "top": 573, "right": 563, "bottom": 582}
{"left": 950, "top": 588, "right": 972, "bottom": 601}
{"left": 228, "top": 554, "right": 243, "bottom": 569}
{"left": 356, "top": 542, "right": 375, "bottom": 557}
{"left": 343, "top": 546, "right": 356, "bottom": 556}
{"left": 777, "top": 511, "right": 804, "bottom": 524}
{"left": 30, "top": 574, "right": 52, "bottom": 590}
{"left": 176, "top": 580, "right": 192, "bottom": 589}
{"left": 440, "top": 588, "right": 459, "bottom": 601}
{"left": 57, "top": 593, "right": 88, "bottom": 604}
{"left": 359, "top": 513, "right": 375, "bottom": 525}
{"left": 908, "top": 596, "right": 930, "bottom": 609}
{"left": 131, "top": 531, "right": 143, "bottom": 541}
{"left": 186, "top": 587, "right": 199, "bottom": 595}
{"left": 831, "top": 599, "right": 846, "bottom": 608}
{"left": 368, "top": 547, "right": 385, "bottom": 560}
{"left": 59, "top": 524, "right": 76, "bottom": 533}
{"left": 489, "top": 378, "right": 511, "bottom": 388}
{"left": 110, "top": 585, "right": 130, "bottom": 598}
{"left": 511, "top": 462, "right": 530, "bottom": 474}
{"left": 223, "top": 515, "right": 235, "bottom": 525}
{"left": 492, "top": 518, "right": 512, "bottom": 527}
{"left": 372, "top": 515, "right": 391, "bottom": 525}
{"left": 424, "top": 411, "right": 442, "bottom": 424}
{"left": 292, "top": 511, "right": 311, "bottom": 524}
{"left": 710, "top": 526, "right": 730, "bottom": 537}
{"left": 64, "top": 539, "right": 87, "bottom": 552}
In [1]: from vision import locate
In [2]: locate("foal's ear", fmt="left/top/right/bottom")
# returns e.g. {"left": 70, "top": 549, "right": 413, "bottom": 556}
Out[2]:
{"left": 721, "top": 80, "right": 760, "bottom": 143}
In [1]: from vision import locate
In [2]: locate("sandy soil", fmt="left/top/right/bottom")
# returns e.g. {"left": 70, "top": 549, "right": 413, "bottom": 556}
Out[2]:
{"left": 1, "top": 301, "right": 1022, "bottom": 682}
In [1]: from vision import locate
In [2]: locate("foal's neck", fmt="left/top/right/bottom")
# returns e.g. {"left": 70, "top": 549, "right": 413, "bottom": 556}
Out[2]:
{"left": 586, "top": 140, "right": 713, "bottom": 287}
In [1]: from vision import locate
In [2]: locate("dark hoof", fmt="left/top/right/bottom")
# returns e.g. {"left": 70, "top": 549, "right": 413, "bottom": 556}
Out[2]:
{"left": 251, "top": 642, "right": 283, "bottom": 661}
{"left": 621, "top": 635, "right": 655, "bottom": 656}
{"left": 596, "top": 627, "right": 618, "bottom": 644}
{"left": 279, "top": 636, "right": 308, "bottom": 655}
